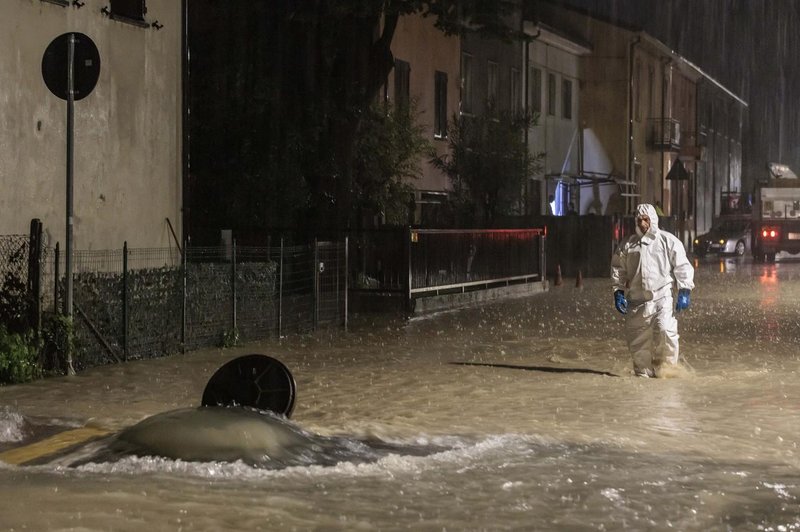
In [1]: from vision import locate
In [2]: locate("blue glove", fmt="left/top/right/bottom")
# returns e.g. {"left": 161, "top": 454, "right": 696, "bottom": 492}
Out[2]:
{"left": 614, "top": 290, "right": 627, "bottom": 315}
{"left": 675, "top": 288, "right": 691, "bottom": 312}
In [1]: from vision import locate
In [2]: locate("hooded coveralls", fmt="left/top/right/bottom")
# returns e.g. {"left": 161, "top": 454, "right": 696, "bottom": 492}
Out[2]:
{"left": 611, "top": 204, "right": 695, "bottom": 374}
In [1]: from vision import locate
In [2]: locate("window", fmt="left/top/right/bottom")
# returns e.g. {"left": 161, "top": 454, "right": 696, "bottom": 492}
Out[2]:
{"left": 547, "top": 73, "right": 556, "bottom": 116}
{"left": 510, "top": 68, "right": 521, "bottom": 117}
{"left": 528, "top": 67, "right": 542, "bottom": 114}
{"left": 434, "top": 71, "right": 448, "bottom": 139}
{"left": 487, "top": 61, "right": 499, "bottom": 109}
{"left": 394, "top": 59, "right": 410, "bottom": 110}
{"left": 461, "top": 53, "right": 474, "bottom": 115}
{"left": 110, "top": 0, "right": 146, "bottom": 22}
{"left": 562, "top": 79, "right": 573, "bottom": 120}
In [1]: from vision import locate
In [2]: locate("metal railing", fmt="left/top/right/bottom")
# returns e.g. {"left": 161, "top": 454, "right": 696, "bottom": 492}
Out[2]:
{"left": 649, "top": 117, "right": 681, "bottom": 150}
{"left": 408, "top": 228, "right": 546, "bottom": 298}
{"left": 348, "top": 227, "right": 546, "bottom": 312}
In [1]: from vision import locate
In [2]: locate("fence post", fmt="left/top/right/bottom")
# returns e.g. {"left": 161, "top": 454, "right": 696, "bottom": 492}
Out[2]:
{"left": 122, "top": 241, "right": 128, "bottom": 361}
{"left": 54, "top": 242, "right": 60, "bottom": 313}
{"left": 313, "top": 239, "right": 319, "bottom": 330}
{"left": 181, "top": 240, "right": 187, "bottom": 353}
{"left": 344, "top": 236, "right": 348, "bottom": 331}
{"left": 406, "top": 226, "right": 413, "bottom": 314}
{"left": 278, "top": 237, "right": 284, "bottom": 339}
{"left": 231, "top": 239, "right": 237, "bottom": 334}
{"left": 540, "top": 229, "right": 547, "bottom": 288}
{"left": 27, "top": 219, "right": 43, "bottom": 335}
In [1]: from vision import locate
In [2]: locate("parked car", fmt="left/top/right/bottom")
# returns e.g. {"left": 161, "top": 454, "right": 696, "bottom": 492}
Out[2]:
{"left": 693, "top": 218, "right": 752, "bottom": 257}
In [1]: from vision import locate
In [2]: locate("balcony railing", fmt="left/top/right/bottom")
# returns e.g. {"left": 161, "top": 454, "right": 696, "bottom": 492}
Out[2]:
{"left": 648, "top": 118, "right": 681, "bottom": 151}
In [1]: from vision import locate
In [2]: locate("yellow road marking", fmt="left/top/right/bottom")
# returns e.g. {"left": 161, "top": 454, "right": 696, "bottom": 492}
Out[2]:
{"left": 0, "top": 426, "right": 112, "bottom": 465}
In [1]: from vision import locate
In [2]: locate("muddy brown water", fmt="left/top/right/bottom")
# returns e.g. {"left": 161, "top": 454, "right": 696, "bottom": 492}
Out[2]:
{"left": 1, "top": 256, "right": 799, "bottom": 530}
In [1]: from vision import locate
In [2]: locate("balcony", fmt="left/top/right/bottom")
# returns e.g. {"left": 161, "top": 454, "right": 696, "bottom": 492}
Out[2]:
{"left": 648, "top": 118, "right": 681, "bottom": 151}
{"left": 679, "top": 130, "right": 705, "bottom": 161}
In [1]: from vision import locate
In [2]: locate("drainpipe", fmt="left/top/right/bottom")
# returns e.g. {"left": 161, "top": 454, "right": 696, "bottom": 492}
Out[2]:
{"left": 661, "top": 57, "right": 672, "bottom": 213}
{"left": 627, "top": 35, "right": 641, "bottom": 210}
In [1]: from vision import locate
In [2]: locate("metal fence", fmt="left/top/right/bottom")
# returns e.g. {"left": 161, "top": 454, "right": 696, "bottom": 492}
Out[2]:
{"left": 1, "top": 234, "right": 347, "bottom": 372}
{"left": 0, "top": 235, "right": 32, "bottom": 333}
{"left": 349, "top": 227, "right": 546, "bottom": 310}
{"left": 408, "top": 228, "right": 546, "bottom": 297}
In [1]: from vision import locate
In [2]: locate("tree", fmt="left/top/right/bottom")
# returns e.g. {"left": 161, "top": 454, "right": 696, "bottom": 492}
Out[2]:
{"left": 353, "top": 100, "right": 431, "bottom": 226}
{"left": 431, "top": 110, "right": 544, "bottom": 226}
{"left": 187, "top": 1, "right": 524, "bottom": 240}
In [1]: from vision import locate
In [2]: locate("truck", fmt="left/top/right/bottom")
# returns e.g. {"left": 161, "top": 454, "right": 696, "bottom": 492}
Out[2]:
{"left": 751, "top": 163, "right": 800, "bottom": 262}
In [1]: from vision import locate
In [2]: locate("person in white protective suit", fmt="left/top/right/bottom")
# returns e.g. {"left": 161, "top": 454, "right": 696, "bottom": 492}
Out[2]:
{"left": 611, "top": 203, "right": 695, "bottom": 377}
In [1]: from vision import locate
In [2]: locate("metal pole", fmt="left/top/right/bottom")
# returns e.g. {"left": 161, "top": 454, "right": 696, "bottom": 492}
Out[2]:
{"left": 64, "top": 34, "right": 76, "bottom": 376}
{"left": 122, "top": 241, "right": 128, "bottom": 361}
{"left": 540, "top": 230, "right": 547, "bottom": 288}
{"left": 335, "top": 241, "right": 340, "bottom": 325}
{"left": 278, "top": 237, "right": 284, "bottom": 339}
{"left": 181, "top": 240, "right": 186, "bottom": 352}
{"left": 313, "top": 239, "right": 319, "bottom": 330}
{"left": 231, "top": 239, "right": 237, "bottom": 333}
{"left": 407, "top": 226, "right": 413, "bottom": 313}
{"left": 54, "top": 242, "right": 60, "bottom": 313}
{"left": 65, "top": 33, "right": 75, "bottom": 319}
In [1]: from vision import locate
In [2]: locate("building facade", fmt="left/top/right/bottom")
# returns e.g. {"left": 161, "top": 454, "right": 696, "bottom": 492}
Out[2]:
{"left": 533, "top": 2, "right": 746, "bottom": 245}
{"left": 0, "top": 0, "right": 183, "bottom": 251}
{"left": 389, "top": 12, "right": 461, "bottom": 226}
{"left": 524, "top": 22, "right": 591, "bottom": 216}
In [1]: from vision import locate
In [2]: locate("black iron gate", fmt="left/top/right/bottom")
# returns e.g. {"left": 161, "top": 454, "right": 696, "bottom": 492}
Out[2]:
{"left": 314, "top": 239, "right": 348, "bottom": 329}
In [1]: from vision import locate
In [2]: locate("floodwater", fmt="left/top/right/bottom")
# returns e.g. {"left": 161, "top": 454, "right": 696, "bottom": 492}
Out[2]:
{"left": 1, "top": 256, "right": 800, "bottom": 530}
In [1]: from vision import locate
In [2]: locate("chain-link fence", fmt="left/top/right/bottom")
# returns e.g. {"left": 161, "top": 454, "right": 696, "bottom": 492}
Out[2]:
{"left": 0, "top": 235, "right": 31, "bottom": 334}
{"left": 0, "top": 234, "right": 347, "bottom": 372}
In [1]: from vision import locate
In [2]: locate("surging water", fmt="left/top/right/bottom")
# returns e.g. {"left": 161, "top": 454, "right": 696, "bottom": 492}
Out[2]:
{"left": 0, "top": 256, "right": 799, "bottom": 530}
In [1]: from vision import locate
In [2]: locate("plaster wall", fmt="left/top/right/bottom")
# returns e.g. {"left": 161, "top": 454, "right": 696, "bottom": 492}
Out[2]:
{"left": 390, "top": 12, "right": 459, "bottom": 193}
{"left": 0, "top": 0, "right": 182, "bottom": 252}
{"left": 528, "top": 39, "right": 581, "bottom": 178}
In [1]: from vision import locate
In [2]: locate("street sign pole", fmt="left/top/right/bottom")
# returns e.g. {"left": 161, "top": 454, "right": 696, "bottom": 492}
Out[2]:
{"left": 65, "top": 33, "right": 75, "bottom": 321}
{"left": 64, "top": 33, "right": 76, "bottom": 374}
{"left": 42, "top": 32, "right": 99, "bottom": 375}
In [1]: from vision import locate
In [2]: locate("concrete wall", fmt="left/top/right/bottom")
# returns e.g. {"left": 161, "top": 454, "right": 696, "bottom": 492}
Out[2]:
{"left": 0, "top": 0, "right": 182, "bottom": 251}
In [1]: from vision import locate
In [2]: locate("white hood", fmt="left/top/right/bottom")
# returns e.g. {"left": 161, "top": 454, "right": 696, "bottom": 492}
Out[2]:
{"left": 635, "top": 203, "right": 659, "bottom": 237}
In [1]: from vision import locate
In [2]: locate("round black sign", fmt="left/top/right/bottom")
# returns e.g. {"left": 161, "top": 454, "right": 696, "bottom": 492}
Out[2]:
{"left": 202, "top": 354, "right": 297, "bottom": 417}
{"left": 42, "top": 32, "right": 100, "bottom": 101}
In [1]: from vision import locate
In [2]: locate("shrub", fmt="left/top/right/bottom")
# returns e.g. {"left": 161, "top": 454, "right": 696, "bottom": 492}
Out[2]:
{"left": 0, "top": 324, "right": 42, "bottom": 384}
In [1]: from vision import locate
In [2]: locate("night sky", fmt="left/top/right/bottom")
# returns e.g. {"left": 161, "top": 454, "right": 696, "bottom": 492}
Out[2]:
{"left": 551, "top": 0, "right": 800, "bottom": 192}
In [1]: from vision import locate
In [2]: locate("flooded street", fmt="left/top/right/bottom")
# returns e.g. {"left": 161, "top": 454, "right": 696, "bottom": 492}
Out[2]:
{"left": 1, "top": 256, "right": 800, "bottom": 530}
